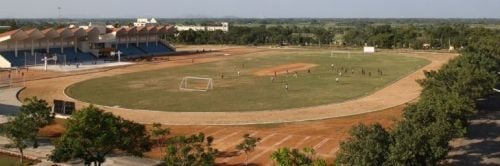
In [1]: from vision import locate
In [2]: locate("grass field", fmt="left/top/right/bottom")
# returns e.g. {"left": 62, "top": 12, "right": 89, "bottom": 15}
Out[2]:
{"left": 66, "top": 50, "right": 429, "bottom": 112}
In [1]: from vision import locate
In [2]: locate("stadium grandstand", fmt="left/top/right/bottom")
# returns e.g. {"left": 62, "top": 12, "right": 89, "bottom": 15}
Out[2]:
{"left": 0, "top": 24, "right": 176, "bottom": 68}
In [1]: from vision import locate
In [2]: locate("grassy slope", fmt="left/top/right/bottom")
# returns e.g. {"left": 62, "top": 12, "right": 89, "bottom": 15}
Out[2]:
{"left": 67, "top": 50, "right": 429, "bottom": 112}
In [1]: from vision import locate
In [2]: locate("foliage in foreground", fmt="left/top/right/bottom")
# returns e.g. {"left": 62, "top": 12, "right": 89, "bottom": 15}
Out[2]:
{"left": 335, "top": 123, "right": 390, "bottom": 166}
{"left": 49, "top": 105, "right": 151, "bottom": 166}
{"left": 335, "top": 46, "right": 499, "bottom": 165}
{"left": 271, "top": 147, "right": 326, "bottom": 166}
{"left": 1, "top": 97, "right": 52, "bottom": 165}
{"left": 236, "top": 134, "right": 261, "bottom": 166}
{"left": 163, "top": 133, "right": 218, "bottom": 166}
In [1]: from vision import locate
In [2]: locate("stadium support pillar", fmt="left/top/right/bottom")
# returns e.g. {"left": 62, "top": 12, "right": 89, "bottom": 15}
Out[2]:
{"left": 61, "top": 38, "right": 64, "bottom": 54}
{"left": 46, "top": 39, "right": 50, "bottom": 53}
{"left": 126, "top": 36, "right": 129, "bottom": 48}
{"left": 31, "top": 39, "right": 35, "bottom": 55}
{"left": 136, "top": 34, "right": 139, "bottom": 46}
{"left": 14, "top": 41, "right": 18, "bottom": 57}
{"left": 156, "top": 32, "right": 159, "bottom": 46}
{"left": 116, "top": 38, "right": 119, "bottom": 49}
{"left": 74, "top": 37, "right": 78, "bottom": 53}
{"left": 146, "top": 33, "right": 149, "bottom": 47}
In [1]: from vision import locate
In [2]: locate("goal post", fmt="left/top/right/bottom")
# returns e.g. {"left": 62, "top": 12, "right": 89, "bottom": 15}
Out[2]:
{"left": 179, "top": 76, "right": 214, "bottom": 92}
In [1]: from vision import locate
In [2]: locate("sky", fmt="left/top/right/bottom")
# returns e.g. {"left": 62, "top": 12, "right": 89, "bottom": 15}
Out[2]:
{"left": 1, "top": 0, "right": 499, "bottom": 18}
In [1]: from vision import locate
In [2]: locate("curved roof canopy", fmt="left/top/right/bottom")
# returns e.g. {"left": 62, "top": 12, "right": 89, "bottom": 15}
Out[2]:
{"left": 0, "top": 29, "right": 29, "bottom": 42}
{"left": 57, "top": 28, "right": 74, "bottom": 38}
{"left": 136, "top": 26, "right": 148, "bottom": 34}
{"left": 0, "top": 25, "right": 175, "bottom": 44}
{"left": 40, "top": 28, "right": 60, "bottom": 39}
{"left": 72, "top": 28, "right": 87, "bottom": 38}
{"left": 24, "top": 29, "right": 45, "bottom": 40}
{"left": 146, "top": 26, "right": 158, "bottom": 34}
{"left": 114, "top": 27, "right": 129, "bottom": 36}
{"left": 126, "top": 27, "right": 138, "bottom": 35}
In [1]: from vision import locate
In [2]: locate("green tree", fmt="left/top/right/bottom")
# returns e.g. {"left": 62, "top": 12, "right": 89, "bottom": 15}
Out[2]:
{"left": 2, "top": 114, "right": 38, "bottom": 165}
{"left": 335, "top": 123, "right": 391, "bottom": 166}
{"left": 271, "top": 147, "right": 326, "bottom": 166}
{"left": 19, "top": 96, "right": 53, "bottom": 147}
{"left": 150, "top": 123, "right": 170, "bottom": 156}
{"left": 19, "top": 97, "right": 53, "bottom": 128}
{"left": 49, "top": 105, "right": 151, "bottom": 166}
{"left": 164, "top": 133, "right": 218, "bottom": 166}
{"left": 236, "top": 134, "right": 261, "bottom": 166}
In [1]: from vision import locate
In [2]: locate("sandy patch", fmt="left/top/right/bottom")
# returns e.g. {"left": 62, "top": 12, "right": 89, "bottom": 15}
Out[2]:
{"left": 253, "top": 63, "right": 318, "bottom": 76}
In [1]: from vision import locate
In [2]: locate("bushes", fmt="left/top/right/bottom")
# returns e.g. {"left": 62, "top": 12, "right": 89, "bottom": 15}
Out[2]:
{"left": 335, "top": 123, "right": 390, "bottom": 166}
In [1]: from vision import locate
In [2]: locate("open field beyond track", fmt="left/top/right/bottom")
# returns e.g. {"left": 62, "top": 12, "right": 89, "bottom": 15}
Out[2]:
{"left": 66, "top": 50, "right": 428, "bottom": 112}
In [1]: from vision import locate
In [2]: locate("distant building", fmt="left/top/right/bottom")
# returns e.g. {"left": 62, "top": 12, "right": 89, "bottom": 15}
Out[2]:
{"left": 423, "top": 43, "right": 431, "bottom": 49}
{"left": 363, "top": 46, "right": 375, "bottom": 53}
{"left": 133, "top": 18, "right": 158, "bottom": 27}
{"left": 175, "top": 22, "right": 229, "bottom": 32}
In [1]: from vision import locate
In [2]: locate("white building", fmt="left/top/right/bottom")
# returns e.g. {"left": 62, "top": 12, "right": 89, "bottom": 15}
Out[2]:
{"left": 175, "top": 22, "right": 229, "bottom": 32}
{"left": 133, "top": 18, "right": 158, "bottom": 27}
{"left": 363, "top": 46, "right": 375, "bottom": 53}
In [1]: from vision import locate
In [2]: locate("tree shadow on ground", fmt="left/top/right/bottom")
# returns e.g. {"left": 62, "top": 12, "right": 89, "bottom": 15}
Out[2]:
{"left": 0, "top": 103, "right": 20, "bottom": 116}
{"left": 217, "top": 150, "right": 260, "bottom": 166}
{"left": 445, "top": 94, "right": 500, "bottom": 166}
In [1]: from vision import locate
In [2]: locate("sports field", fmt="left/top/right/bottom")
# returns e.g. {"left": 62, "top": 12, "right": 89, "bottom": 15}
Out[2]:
{"left": 66, "top": 50, "right": 429, "bottom": 112}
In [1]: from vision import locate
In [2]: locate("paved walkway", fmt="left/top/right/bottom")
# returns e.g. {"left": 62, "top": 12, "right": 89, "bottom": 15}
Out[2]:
{"left": 30, "top": 62, "right": 134, "bottom": 72}
{"left": 446, "top": 94, "right": 500, "bottom": 165}
{"left": 0, "top": 136, "right": 162, "bottom": 166}
{"left": 0, "top": 87, "right": 23, "bottom": 124}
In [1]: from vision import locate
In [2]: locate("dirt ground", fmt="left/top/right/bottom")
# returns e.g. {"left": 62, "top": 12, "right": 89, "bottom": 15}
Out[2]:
{"left": 19, "top": 46, "right": 456, "bottom": 165}
{"left": 40, "top": 104, "right": 405, "bottom": 165}
{"left": 18, "top": 48, "right": 456, "bottom": 125}
{"left": 253, "top": 63, "right": 318, "bottom": 76}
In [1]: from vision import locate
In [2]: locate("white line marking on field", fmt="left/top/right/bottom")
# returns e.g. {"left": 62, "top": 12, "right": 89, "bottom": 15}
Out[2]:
{"left": 248, "top": 135, "right": 293, "bottom": 163}
{"left": 294, "top": 136, "right": 311, "bottom": 148}
{"left": 215, "top": 131, "right": 240, "bottom": 144}
{"left": 274, "top": 135, "right": 293, "bottom": 147}
{"left": 221, "top": 131, "right": 258, "bottom": 151}
{"left": 207, "top": 129, "right": 225, "bottom": 137}
{"left": 313, "top": 138, "right": 330, "bottom": 150}
{"left": 194, "top": 126, "right": 211, "bottom": 134}
{"left": 221, "top": 131, "right": 259, "bottom": 163}
{"left": 328, "top": 147, "right": 340, "bottom": 155}
{"left": 259, "top": 133, "right": 277, "bottom": 143}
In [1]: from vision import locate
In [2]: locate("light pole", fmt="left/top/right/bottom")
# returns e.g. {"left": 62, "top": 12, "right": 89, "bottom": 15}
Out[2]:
{"left": 57, "top": 7, "right": 62, "bottom": 19}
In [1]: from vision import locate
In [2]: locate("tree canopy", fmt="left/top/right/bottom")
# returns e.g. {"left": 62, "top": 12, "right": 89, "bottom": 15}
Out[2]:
{"left": 50, "top": 105, "right": 151, "bottom": 166}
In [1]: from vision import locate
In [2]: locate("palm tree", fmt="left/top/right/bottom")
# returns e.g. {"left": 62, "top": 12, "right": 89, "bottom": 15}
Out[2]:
{"left": 236, "top": 134, "right": 261, "bottom": 166}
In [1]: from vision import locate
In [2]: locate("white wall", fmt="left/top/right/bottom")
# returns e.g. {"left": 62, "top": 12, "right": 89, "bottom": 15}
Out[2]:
{"left": 0, "top": 54, "right": 11, "bottom": 68}
{"left": 363, "top": 47, "right": 375, "bottom": 53}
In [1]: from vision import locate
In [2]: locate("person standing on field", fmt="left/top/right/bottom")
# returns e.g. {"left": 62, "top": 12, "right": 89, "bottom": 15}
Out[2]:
{"left": 285, "top": 83, "right": 289, "bottom": 91}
